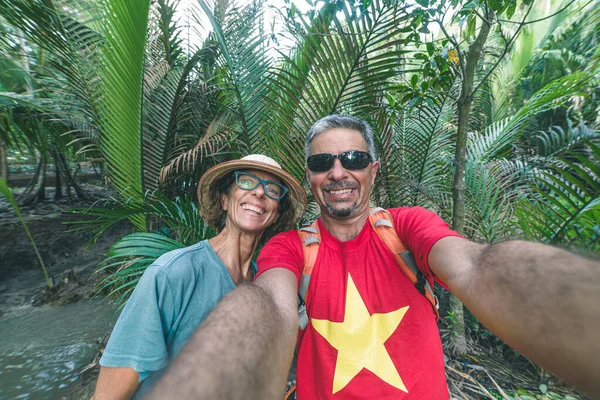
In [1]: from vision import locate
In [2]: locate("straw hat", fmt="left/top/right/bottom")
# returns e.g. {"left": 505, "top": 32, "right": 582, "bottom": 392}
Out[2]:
{"left": 197, "top": 154, "right": 307, "bottom": 223}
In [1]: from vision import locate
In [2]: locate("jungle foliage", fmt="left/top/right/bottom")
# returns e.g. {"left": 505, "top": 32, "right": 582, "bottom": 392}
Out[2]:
{"left": 0, "top": 0, "right": 598, "bottom": 333}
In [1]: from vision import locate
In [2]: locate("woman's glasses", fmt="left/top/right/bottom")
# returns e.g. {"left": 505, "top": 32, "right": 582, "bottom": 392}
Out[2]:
{"left": 233, "top": 171, "right": 288, "bottom": 200}
{"left": 306, "top": 150, "right": 372, "bottom": 173}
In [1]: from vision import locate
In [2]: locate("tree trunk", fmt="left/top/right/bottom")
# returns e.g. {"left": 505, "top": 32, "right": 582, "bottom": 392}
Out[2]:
{"left": 18, "top": 153, "right": 42, "bottom": 201}
{"left": 0, "top": 139, "right": 8, "bottom": 182}
{"left": 449, "top": 16, "right": 493, "bottom": 355}
{"left": 59, "top": 152, "right": 87, "bottom": 201}
{"left": 53, "top": 151, "right": 63, "bottom": 200}
{"left": 37, "top": 153, "right": 46, "bottom": 202}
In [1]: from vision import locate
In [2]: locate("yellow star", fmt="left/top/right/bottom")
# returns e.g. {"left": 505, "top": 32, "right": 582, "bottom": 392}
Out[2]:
{"left": 311, "top": 274, "right": 409, "bottom": 394}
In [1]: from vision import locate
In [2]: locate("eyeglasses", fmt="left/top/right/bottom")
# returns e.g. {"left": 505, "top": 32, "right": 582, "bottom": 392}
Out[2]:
{"left": 306, "top": 150, "right": 372, "bottom": 173}
{"left": 233, "top": 171, "right": 288, "bottom": 200}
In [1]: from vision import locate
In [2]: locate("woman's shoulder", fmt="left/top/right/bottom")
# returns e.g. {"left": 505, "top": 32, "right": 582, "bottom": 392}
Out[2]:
{"left": 153, "top": 241, "right": 211, "bottom": 267}
{"left": 147, "top": 241, "right": 222, "bottom": 282}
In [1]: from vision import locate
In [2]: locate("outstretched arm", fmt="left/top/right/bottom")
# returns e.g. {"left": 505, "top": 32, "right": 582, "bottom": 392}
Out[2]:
{"left": 92, "top": 367, "right": 140, "bottom": 400}
{"left": 147, "top": 268, "right": 298, "bottom": 400}
{"left": 430, "top": 237, "right": 600, "bottom": 397}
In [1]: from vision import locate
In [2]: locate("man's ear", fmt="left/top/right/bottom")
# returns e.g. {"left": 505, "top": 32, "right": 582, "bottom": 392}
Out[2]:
{"left": 305, "top": 165, "right": 310, "bottom": 183}
{"left": 370, "top": 160, "right": 379, "bottom": 186}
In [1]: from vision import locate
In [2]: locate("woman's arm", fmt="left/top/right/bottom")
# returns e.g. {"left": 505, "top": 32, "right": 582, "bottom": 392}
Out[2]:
{"left": 93, "top": 366, "right": 140, "bottom": 400}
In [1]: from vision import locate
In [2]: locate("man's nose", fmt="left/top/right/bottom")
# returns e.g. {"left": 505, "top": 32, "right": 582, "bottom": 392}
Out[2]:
{"left": 328, "top": 158, "right": 348, "bottom": 181}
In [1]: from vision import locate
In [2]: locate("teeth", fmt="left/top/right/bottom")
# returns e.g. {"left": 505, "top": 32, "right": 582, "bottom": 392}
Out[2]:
{"left": 329, "top": 189, "right": 353, "bottom": 194}
{"left": 242, "top": 204, "right": 265, "bottom": 215}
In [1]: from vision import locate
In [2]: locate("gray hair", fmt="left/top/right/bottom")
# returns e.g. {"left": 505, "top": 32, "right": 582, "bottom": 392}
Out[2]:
{"left": 304, "top": 114, "right": 377, "bottom": 161}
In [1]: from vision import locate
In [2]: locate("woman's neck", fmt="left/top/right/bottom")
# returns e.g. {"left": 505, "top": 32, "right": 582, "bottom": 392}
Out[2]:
{"left": 208, "top": 228, "right": 261, "bottom": 285}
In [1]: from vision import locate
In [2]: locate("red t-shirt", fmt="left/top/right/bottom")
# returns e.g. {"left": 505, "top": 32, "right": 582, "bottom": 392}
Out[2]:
{"left": 256, "top": 207, "right": 462, "bottom": 399}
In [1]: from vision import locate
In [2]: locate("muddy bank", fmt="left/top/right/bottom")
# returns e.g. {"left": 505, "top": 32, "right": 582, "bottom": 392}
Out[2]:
{"left": 0, "top": 183, "right": 129, "bottom": 399}
{"left": 0, "top": 212, "right": 127, "bottom": 311}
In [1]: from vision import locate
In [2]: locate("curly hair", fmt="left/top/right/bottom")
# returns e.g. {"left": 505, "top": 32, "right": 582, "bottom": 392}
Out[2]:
{"left": 203, "top": 171, "right": 296, "bottom": 245}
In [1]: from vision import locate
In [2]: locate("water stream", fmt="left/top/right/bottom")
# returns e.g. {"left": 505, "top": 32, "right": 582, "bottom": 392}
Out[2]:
{"left": 0, "top": 300, "right": 117, "bottom": 399}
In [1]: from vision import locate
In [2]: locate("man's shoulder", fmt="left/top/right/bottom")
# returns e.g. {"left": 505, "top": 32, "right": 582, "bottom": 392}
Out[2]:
{"left": 387, "top": 205, "right": 434, "bottom": 217}
{"left": 267, "top": 228, "right": 303, "bottom": 245}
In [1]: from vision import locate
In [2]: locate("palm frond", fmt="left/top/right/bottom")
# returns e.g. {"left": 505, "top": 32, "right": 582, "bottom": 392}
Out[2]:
{"left": 198, "top": 0, "right": 272, "bottom": 153}
{"left": 516, "top": 140, "right": 600, "bottom": 250}
{"left": 378, "top": 89, "right": 456, "bottom": 211}
{"left": 0, "top": 0, "right": 104, "bottom": 144}
{"left": 535, "top": 121, "right": 599, "bottom": 160}
{"left": 72, "top": 190, "right": 214, "bottom": 245}
{"left": 95, "top": 232, "right": 186, "bottom": 305}
{"left": 261, "top": 0, "right": 412, "bottom": 180}
{"left": 469, "top": 72, "right": 589, "bottom": 162}
{"left": 463, "top": 160, "right": 517, "bottom": 242}
{"left": 97, "top": 0, "right": 151, "bottom": 229}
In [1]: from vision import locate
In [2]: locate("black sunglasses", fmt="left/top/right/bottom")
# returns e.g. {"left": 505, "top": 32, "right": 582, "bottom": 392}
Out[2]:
{"left": 306, "top": 150, "right": 372, "bottom": 173}
{"left": 233, "top": 171, "right": 288, "bottom": 200}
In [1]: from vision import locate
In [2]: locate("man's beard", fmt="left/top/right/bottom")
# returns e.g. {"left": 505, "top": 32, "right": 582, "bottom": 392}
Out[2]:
{"left": 321, "top": 182, "right": 359, "bottom": 218}
{"left": 325, "top": 200, "right": 358, "bottom": 218}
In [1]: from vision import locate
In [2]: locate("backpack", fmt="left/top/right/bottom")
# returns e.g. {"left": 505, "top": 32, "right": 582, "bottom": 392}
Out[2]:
{"left": 297, "top": 207, "right": 440, "bottom": 330}
{"left": 284, "top": 207, "right": 440, "bottom": 398}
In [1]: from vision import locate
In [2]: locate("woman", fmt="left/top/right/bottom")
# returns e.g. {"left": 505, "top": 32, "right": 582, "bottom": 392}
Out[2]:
{"left": 93, "top": 154, "right": 306, "bottom": 400}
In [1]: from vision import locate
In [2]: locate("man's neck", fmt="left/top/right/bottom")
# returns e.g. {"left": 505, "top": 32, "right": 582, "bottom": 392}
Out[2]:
{"left": 320, "top": 210, "right": 370, "bottom": 242}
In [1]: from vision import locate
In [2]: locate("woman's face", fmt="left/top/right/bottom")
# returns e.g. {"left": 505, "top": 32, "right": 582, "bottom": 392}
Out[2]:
{"left": 222, "top": 168, "right": 282, "bottom": 236}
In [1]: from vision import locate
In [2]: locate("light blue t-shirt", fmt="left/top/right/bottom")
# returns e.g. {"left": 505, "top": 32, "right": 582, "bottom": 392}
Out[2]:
{"left": 100, "top": 240, "right": 256, "bottom": 398}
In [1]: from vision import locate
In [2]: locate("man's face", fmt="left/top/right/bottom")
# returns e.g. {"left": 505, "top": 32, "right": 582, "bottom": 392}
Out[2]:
{"left": 305, "top": 128, "right": 379, "bottom": 219}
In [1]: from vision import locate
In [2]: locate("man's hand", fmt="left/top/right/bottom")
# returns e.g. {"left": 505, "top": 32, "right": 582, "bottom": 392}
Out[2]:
{"left": 147, "top": 268, "right": 298, "bottom": 399}
{"left": 430, "top": 237, "right": 600, "bottom": 397}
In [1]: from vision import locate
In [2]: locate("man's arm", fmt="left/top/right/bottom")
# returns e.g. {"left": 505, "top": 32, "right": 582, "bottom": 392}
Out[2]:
{"left": 92, "top": 366, "right": 140, "bottom": 400}
{"left": 147, "top": 268, "right": 299, "bottom": 400}
{"left": 430, "top": 237, "right": 600, "bottom": 397}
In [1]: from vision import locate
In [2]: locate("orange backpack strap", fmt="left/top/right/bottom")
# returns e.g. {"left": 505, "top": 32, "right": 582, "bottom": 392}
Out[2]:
{"left": 297, "top": 220, "right": 321, "bottom": 330}
{"left": 368, "top": 207, "right": 440, "bottom": 320}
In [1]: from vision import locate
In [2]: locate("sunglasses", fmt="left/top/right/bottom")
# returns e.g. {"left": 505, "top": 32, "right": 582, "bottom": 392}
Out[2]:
{"left": 306, "top": 150, "right": 372, "bottom": 173}
{"left": 233, "top": 171, "right": 288, "bottom": 201}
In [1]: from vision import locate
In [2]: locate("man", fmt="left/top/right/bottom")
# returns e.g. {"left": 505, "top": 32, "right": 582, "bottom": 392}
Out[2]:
{"left": 149, "top": 115, "right": 600, "bottom": 399}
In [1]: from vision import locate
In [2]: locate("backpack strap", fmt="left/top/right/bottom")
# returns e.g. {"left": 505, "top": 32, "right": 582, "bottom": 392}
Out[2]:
{"left": 368, "top": 207, "right": 440, "bottom": 320}
{"left": 297, "top": 220, "right": 321, "bottom": 330}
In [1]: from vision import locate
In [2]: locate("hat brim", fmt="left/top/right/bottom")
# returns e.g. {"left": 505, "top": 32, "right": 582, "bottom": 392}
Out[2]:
{"left": 197, "top": 159, "right": 307, "bottom": 224}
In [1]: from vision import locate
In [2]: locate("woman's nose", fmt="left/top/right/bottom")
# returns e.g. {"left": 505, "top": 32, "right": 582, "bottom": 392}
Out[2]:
{"left": 252, "top": 183, "right": 266, "bottom": 197}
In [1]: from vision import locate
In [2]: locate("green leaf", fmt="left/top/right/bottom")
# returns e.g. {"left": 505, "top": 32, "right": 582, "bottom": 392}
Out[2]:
{"left": 408, "top": 95, "right": 421, "bottom": 107}
{"left": 505, "top": 0, "right": 516, "bottom": 18}
{"left": 539, "top": 384, "right": 547, "bottom": 394}
{"left": 426, "top": 42, "right": 435, "bottom": 56}
{"left": 467, "top": 14, "right": 476, "bottom": 37}
{"left": 415, "top": 0, "right": 429, "bottom": 7}
{"left": 411, "top": 74, "right": 419, "bottom": 88}
{"left": 488, "top": 0, "right": 503, "bottom": 13}
{"left": 461, "top": 1, "right": 479, "bottom": 12}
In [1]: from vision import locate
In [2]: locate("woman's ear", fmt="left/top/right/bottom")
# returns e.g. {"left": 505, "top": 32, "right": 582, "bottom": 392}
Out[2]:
{"left": 221, "top": 193, "right": 228, "bottom": 211}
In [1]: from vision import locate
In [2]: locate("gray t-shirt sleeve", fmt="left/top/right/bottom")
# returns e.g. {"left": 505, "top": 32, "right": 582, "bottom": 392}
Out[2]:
{"left": 100, "top": 265, "right": 176, "bottom": 379}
